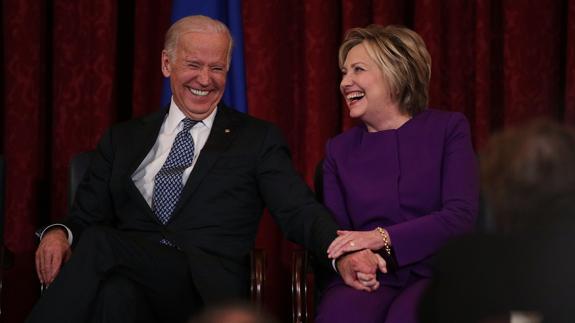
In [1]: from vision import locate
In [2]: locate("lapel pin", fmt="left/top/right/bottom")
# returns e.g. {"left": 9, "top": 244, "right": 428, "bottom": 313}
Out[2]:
{"left": 225, "top": 129, "right": 231, "bottom": 134}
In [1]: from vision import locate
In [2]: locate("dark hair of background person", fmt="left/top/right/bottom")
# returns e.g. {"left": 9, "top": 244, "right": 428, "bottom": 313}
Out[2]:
{"left": 480, "top": 118, "right": 575, "bottom": 234}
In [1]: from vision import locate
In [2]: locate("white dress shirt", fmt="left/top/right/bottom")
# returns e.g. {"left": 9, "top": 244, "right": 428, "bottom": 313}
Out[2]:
{"left": 132, "top": 99, "right": 216, "bottom": 207}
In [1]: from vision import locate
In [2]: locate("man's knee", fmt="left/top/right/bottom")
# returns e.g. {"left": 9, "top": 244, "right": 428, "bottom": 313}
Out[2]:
{"left": 99, "top": 274, "right": 142, "bottom": 301}
{"left": 94, "top": 274, "right": 154, "bottom": 322}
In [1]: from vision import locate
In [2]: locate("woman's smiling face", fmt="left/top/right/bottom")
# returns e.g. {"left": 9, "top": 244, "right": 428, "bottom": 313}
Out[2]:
{"left": 340, "top": 42, "right": 395, "bottom": 122}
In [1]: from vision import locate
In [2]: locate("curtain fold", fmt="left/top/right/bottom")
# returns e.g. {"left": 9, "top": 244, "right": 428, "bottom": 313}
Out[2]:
{"left": 132, "top": 0, "right": 172, "bottom": 117}
{"left": 3, "top": 1, "right": 48, "bottom": 253}
{"left": 50, "top": 0, "right": 119, "bottom": 228}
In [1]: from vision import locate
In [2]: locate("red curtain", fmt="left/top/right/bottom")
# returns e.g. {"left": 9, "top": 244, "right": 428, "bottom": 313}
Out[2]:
{"left": 2, "top": 0, "right": 574, "bottom": 322}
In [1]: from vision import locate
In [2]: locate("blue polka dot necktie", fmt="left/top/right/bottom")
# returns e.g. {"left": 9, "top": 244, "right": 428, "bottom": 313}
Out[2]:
{"left": 153, "top": 118, "right": 198, "bottom": 224}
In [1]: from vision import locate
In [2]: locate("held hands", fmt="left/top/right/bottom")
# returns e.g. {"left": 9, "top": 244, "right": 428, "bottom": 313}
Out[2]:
{"left": 35, "top": 228, "right": 72, "bottom": 285}
{"left": 336, "top": 249, "right": 387, "bottom": 292}
{"left": 327, "top": 229, "right": 386, "bottom": 259}
{"left": 329, "top": 229, "right": 392, "bottom": 292}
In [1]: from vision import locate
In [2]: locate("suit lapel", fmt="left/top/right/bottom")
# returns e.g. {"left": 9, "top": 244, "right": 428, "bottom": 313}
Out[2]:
{"left": 125, "top": 111, "right": 167, "bottom": 219}
{"left": 169, "top": 105, "right": 241, "bottom": 221}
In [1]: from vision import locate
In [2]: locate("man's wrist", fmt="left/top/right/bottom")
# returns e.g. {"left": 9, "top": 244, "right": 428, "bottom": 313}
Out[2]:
{"left": 332, "top": 258, "right": 338, "bottom": 272}
{"left": 40, "top": 224, "right": 73, "bottom": 245}
{"left": 333, "top": 253, "right": 350, "bottom": 273}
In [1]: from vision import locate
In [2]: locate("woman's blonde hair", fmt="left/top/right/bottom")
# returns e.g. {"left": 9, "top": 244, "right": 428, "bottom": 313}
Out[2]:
{"left": 339, "top": 25, "right": 431, "bottom": 116}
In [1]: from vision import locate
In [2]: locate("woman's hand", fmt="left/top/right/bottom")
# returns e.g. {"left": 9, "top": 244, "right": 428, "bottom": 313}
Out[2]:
{"left": 327, "top": 229, "right": 386, "bottom": 259}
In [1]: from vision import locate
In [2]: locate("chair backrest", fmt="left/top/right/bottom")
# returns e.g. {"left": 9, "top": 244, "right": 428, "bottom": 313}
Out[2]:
{"left": 312, "top": 159, "right": 330, "bottom": 300}
{"left": 0, "top": 156, "right": 4, "bottom": 243}
{"left": 68, "top": 151, "right": 95, "bottom": 209}
{"left": 0, "top": 156, "right": 5, "bottom": 320}
{"left": 313, "top": 159, "right": 324, "bottom": 203}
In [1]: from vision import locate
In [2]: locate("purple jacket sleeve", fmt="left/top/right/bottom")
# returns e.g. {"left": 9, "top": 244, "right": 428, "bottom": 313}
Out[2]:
{"left": 386, "top": 113, "right": 479, "bottom": 267}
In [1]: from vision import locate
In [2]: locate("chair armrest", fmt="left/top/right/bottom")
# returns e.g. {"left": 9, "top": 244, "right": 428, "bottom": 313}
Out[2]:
{"left": 291, "top": 249, "right": 309, "bottom": 323}
{"left": 250, "top": 248, "right": 265, "bottom": 307}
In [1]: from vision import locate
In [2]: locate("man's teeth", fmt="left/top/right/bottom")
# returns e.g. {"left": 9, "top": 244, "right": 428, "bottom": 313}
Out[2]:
{"left": 346, "top": 92, "right": 365, "bottom": 101}
{"left": 190, "top": 88, "right": 209, "bottom": 96}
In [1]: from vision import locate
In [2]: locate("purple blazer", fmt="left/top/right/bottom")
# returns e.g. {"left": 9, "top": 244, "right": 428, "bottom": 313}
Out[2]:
{"left": 323, "top": 109, "right": 479, "bottom": 286}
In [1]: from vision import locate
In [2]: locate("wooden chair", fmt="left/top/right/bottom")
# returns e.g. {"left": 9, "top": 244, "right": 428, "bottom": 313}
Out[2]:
{"left": 291, "top": 248, "right": 310, "bottom": 323}
{"left": 291, "top": 160, "right": 326, "bottom": 323}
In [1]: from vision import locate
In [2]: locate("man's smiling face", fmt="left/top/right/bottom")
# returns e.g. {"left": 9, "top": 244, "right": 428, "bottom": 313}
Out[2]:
{"left": 162, "top": 31, "right": 230, "bottom": 120}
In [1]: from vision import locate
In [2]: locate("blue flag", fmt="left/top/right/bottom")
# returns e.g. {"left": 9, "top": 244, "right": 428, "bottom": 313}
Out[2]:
{"left": 161, "top": 0, "right": 248, "bottom": 113}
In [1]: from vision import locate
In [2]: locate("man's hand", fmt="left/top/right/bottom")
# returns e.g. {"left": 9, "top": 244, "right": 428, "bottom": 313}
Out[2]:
{"left": 35, "top": 227, "right": 72, "bottom": 285}
{"left": 336, "top": 249, "right": 387, "bottom": 292}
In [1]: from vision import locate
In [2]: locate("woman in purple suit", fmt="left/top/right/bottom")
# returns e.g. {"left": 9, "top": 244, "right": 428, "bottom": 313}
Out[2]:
{"left": 315, "top": 25, "right": 479, "bottom": 323}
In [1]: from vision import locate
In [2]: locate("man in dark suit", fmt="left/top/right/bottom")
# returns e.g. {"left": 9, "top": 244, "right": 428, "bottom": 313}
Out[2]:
{"left": 27, "top": 15, "right": 383, "bottom": 323}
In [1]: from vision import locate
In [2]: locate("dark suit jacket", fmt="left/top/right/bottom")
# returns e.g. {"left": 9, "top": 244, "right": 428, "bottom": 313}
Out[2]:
{"left": 63, "top": 104, "right": 338, "bottom": 304}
